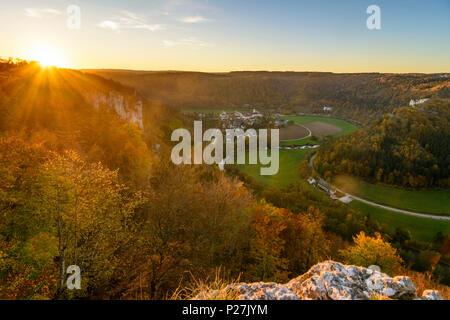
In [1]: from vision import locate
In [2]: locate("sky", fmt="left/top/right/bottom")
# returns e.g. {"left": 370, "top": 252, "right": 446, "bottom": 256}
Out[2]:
{"left": 0, "top": 0, "right": 449, "bottom": 73}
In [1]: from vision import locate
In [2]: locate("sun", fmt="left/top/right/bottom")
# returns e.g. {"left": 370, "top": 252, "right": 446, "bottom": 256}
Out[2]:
{"left": 27, "top": 44, "right": 68, "bottom": 68}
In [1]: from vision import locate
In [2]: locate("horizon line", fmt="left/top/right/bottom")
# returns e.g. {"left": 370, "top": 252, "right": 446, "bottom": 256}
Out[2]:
{"left": 77, "top": 67, "right": 450, "bottom": 76}
{"left": 3, "top": 57, "right": 449, "bottom": 75}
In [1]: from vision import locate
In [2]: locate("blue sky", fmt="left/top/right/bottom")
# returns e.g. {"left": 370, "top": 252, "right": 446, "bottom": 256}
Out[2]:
{"left": 0, "top": 0, "right": 448, "bottom": 72}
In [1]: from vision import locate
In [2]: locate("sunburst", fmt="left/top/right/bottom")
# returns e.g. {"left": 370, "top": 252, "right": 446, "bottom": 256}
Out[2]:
{"left": 27, "top": 44, "right": 68, "bottom": 68}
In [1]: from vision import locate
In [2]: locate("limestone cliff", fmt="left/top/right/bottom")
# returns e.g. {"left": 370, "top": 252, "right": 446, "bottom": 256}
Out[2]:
{"left": 83, "top": 91, "right": 144, "bottom": 129}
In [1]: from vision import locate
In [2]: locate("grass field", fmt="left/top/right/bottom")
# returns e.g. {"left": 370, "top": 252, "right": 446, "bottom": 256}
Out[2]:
{"left": 336, "top": 177, "right": 450, "bottom": 215}
{"left": 238, "top": 148, "right": 308, "bottom": 189}
{"left": 280, "top": 136, "right": 316, "bottom": 146}
{"left": 350, "top": 201, "right": 450, "bottom": 242}
{"left": 240, "top": 116, "right": 356, "bottom": 187}
{"left": 281, "top": 115, "right": 358, "bottom": 137}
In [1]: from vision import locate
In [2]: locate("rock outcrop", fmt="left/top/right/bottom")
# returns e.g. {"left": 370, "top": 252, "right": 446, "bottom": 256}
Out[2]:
{"left": 201, "top": 261, "right": 444, "bottom": 300}
{"left": 416, "top": 290, "right": 444, "bottom": 300}
{"left": 83, "top": 91, "right": 144, "bottom": 129}
{"left": 285, "top": 261, "right": 416, "bottom": 300}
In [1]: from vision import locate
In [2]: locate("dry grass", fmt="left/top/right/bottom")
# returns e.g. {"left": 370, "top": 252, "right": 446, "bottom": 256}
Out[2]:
{"left": 170, "top": 269, "right": 241, "bottom": 300}
{"left": 370, "top": 294, "right": 393, "bottom": 300}
{"left": 168, "top": 266, "right": 450, "bottom": 300}
{"left": 405, "top": 270, "right": 450, "bottom": 300}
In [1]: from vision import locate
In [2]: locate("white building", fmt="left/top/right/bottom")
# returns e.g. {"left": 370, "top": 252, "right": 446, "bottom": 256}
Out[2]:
{"left": 219, "top": 111, "right": 228, "bottom": 120}
{"left": 252, "top": 109, "right": 263, "bottom": 118}
{"left": 409, "top": 98, "right": 429, "bottom": 107}
{"left": 338, "top": 195, "right": 354, "bottom": 204}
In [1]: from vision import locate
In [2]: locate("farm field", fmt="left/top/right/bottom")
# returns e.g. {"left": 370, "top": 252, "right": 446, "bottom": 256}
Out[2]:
{"left": 336, "top": 177, "right": 450, "bottom": 216}
{"left": 281, "top": 115, "right": 358, "bottom": 137}
{"left": 279, "top": 124, "right": 310, "bottom": 140}
{"left": 350, "top": 201, "right": 450, "bottom": 242}
{"left": 304, "top": 121, "right": 341, "bottom": 136}
{"left": 238, "top": 148, "right": 308, "bottom": 189}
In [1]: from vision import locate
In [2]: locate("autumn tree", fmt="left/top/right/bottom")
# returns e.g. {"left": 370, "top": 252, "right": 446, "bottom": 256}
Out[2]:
{"left": 118, "top": 162, "right": 254, "bottom": 299}
{"left": 340, "top": 232, "right": 404, "bottom": 275}
{"left": 247, "top": 201, "right": 289, "bottom": 283}
{"left": 281, "top": 206, "right": 331, "bottom": 276}
{"left": 39, "top": 150, "right": 142, "bottom": 298}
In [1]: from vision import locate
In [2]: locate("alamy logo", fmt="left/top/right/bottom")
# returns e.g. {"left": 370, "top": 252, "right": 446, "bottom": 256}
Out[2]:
{"left": 67, "top": 5, "right": 81, "bottom": 30}
{"left": 367, "top": 5, "right": 381, "bottom": 30}
{"left": 66, "top": 265, "right": 81, "bottom": 290}
{"left": 171, "top": 121, "right": 279, "bottom": 175}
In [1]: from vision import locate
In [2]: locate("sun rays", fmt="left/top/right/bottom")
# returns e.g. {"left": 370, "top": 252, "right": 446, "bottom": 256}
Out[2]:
{"left": 26, "top": 44, "right": 68, "bottom": 68}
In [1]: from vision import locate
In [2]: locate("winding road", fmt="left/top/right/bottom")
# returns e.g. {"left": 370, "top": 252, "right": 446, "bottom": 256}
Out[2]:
{"left": 309, "top": 154, "right": 450, "bottom": 222}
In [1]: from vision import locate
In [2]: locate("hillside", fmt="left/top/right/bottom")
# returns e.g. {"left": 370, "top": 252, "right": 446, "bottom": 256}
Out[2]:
{"left": 0, "top": 60, "right": 174, "bottom": 184}
{"left": 83, "top": 69, "right": 450, "bottom": 123}
{"left": 315, "top": 100, "right": 450, "bottom": 188}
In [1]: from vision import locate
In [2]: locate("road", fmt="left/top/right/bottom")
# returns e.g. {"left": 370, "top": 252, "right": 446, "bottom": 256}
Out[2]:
{"left": 309, "top": 154, "right": 450, "bottom": 222}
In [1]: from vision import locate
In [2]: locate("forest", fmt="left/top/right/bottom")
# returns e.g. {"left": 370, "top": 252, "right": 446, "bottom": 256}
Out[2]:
{"left": 85, "top": 69, "right": 450, "bottom": 124}
{"left": 315, "top": 101, "right": 450, "bottom": 188}
{"left": 0, "top": 60, "right": 449, "bottom": 299}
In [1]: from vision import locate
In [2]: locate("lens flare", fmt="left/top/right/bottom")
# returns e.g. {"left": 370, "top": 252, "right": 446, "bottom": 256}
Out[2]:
{"left": 27, "top": 44, "right": 68, "bottom": 68}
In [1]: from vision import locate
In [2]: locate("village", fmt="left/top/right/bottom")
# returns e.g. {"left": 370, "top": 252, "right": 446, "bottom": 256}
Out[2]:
{"left": 194, "top": 108, "right": 289, "bottom": 129}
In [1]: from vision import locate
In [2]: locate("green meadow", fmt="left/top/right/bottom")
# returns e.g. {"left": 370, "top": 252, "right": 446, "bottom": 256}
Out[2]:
{"left": 281, "top": 115, "right": 358, "bottom": 137}
{"left": 239, "top": 116, "right": 357, "bottom": 188}
{"left": 338, "top": 179, "right": 450, "bottom": 216}
{"left": 280, "top": 136, "right": 315, "bottom": 146}
{"left": 238, "top": 148, "right": 308, "bottom": 189}
{"left": 350, "top": 201, "right": 450, "bottom": 242}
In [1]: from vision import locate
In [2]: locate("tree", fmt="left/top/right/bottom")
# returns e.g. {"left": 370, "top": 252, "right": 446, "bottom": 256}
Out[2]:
{"left": 340, "top": 232, "right": 404, "bottom": 275}
{"left": 392, "top": 227, "right": 411, "bottom": 245}
{"left": 39, "top": 150, "right": 141, "bottom": 298}
{"left": 0, "top": 138, "right": 142, "bottom": 299}
{"left": 117, "top": 163, "right": 254, "bottom": 299}
{"left": 281, "top": 206, "right": 331, "bottom": 276}
{"left": 0, "top": 137, "right": 59, "bottom": 299}
{"left": 247, "top": 201, "right": 288, "bottom": 282}
{"left": 413, "top": 250, "right": 441, "bottom": 273}
{"left": 298, "top": 160, "right": 312, "bottom": 179}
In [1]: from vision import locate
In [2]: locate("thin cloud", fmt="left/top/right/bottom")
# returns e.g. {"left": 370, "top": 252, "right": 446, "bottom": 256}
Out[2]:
{"left": 179, "top": 15, "right": 210, "bottom": 23}
{"left": 24, "top": 8, "right": 62, "bottom": 19}
{"left": 163, "top": 37, "right": 214, "bottom": 49}
{"left": 98, "top": 11, "right": 166, "bottom": 32}
{"left": 132, "top": 24, "right": 165, "bottom": 31}
{"left": 98, "top": 21, "right": 119, "bottom": 31}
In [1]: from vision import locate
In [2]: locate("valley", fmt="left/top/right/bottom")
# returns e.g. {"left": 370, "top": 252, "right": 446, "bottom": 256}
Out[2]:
{"left": 185, "top": 109, "right": 449, "bottom": 237}
{"left": 1, "top": 0, "right": 449, "bottom": 302}
{"left": 1, "top": 62, "right": 448, "bottom": 300}
{"left": 233, "top": 111, "right": 449, "bottom": 244}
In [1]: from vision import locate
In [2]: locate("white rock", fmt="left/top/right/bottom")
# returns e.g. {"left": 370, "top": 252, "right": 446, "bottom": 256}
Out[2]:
{"left": 226, "top": 282, "right": 299, "bottom": 300}
{"left": 286, "top": 261, "right": 417, "bottom": 300}
{"left": 418, "top": 290, "right": 444, "bottom": 300}
{"left": 196, "top": 261, "right": 443, "bottom": 300}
